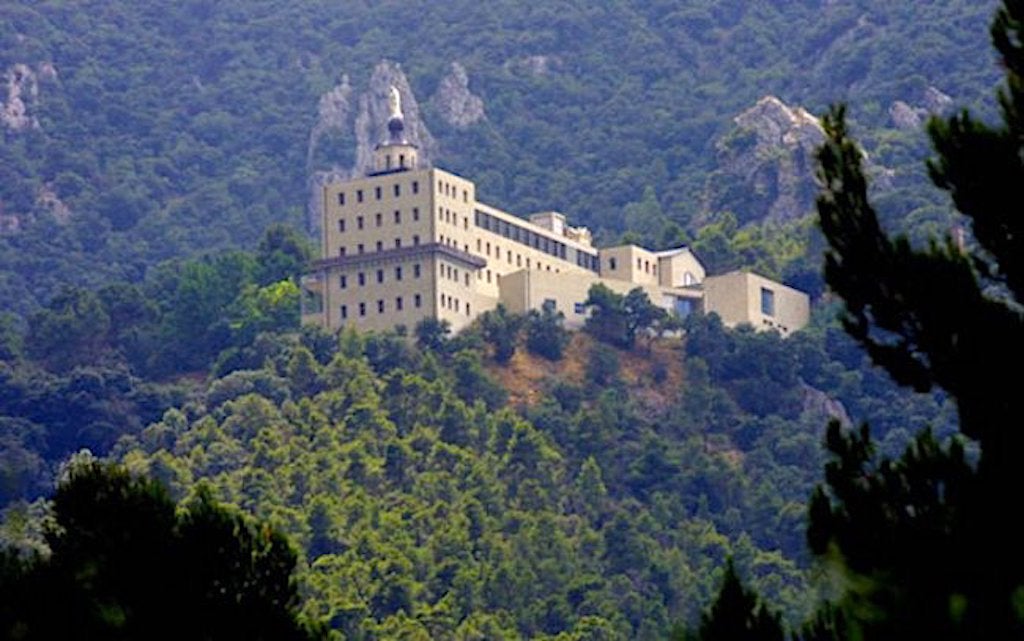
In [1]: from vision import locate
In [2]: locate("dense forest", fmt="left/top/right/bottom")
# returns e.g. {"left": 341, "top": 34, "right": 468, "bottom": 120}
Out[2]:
{"left": 0, "top": 0, "right": 1002, "bottom": 316}
{"left": 1, "top": 0, "right": 1015, "bottom": 638}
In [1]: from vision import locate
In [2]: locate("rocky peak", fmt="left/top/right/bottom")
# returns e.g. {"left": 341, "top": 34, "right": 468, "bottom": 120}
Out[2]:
{"left": 703, "top": 96, "right": 825, "bottom": 225}
{"left": 305, "top": 60, "right": 440, "bottom": 230}
{"left": 431, "top": 62, "right": 485, "bottom": 129}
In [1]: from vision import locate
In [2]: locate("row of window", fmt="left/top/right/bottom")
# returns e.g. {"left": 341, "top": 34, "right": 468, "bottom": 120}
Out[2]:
{"left": 441, "top": 263, "right": 471, "bottom": 286}
{"left": 438, "top": 179, "right": 469, "bottom": 203}
{"left": 338, "top": 207, "right": 421, "bottom": 233}
{"left": 340, "top": 294, "right": 423, "bottom": 319}
{"left": 440, "top": 206, "right": 469, "bottom": 229}
{"left": 340, "top": 263, "right": 423, "bottom": 288}
{"left": 439, "top": 293, "right": 472, "bottom": 316}
{"left": 474, "top": 210, "right": 599, "bottom": 271}
{"left": 338, "top": 235, "right": 421, "bottom": 257}
{"left": 337, "top": 181, "right": 420, "bottom": 206}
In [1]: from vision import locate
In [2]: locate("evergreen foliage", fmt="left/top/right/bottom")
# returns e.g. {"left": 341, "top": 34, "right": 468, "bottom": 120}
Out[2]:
{"left": 805, "top": 1, "right": 1024, "bottom": 636}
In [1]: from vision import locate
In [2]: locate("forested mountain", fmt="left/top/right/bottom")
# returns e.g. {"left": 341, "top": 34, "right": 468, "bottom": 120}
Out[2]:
{"left": 0, "top": 0, "right": 1002, "bottom": 315}
{"left": 0, "top": 1, "right": 1005, "bottom": 638}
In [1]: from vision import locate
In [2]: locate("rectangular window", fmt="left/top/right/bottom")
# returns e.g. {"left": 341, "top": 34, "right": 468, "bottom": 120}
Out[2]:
{"left": 376, "top": 241, "right": 383, "bottom": 252}
{"left": 376, "top": 269, "right": 384, "bottom": 284}
{"left": 338, "top": 192, "right": 345, "bottom": 206}
{"left": 761, "top": 287, "right": 776, "bottom": 317}
{"left": 339, "top": 247, "right": 346, "bottom": 257}
{"left": 396, "top": 296, "right": 403, "bottom": 311}
{"left": 464, "top": 273, "right": 470, "bottom": 286}
{"left": 358, "top": 243, "right": 365, "bottom": 254}
{"left": 340, "top": 275, "right": 347, "bottom": 289}
{"left": 413, "top": 234, "right": 420, "bottom": 246}
{"left": 375, "top": 213, "right": 382, "bottom": 227}
{"left": 377, "top": 299, "right": 385, "bottom": 313}
{"left": 413, "top": 207, "right": 420, "bottom": 221}
{"left": 412, "top": 181, "right": 419, "bottom": 194}
{"left": 574, "top": 302, "right": 586, "bottom": 315}
{"left": 359, "top": 302, "right": 366, "bottom": 316}
{"left": 357, "top": 190, "right": 364, "bottom": 203}
{"left": 358, "top": 272, "right": 366, "bottom": 286}
{"left": 394, "top": 184, "right": 401, "bottom": 197}
{"left": 341, "top": 304, "right": 348, "bottom": 319}
{"left": 486, "top": 270, "right": 492, "bottom": 283}
{"left": 415, "top": 294, "right": 422, "bottom": 308}
{"left": 395, "top": 238, "right": 402, "bottom": 248}
{"left": 476, "top": 239, "right": 482, "bottom": 252}
{"left": 394, "top": 210, "right": 401, "bottom": 224}
{"left": 464, "top": 217, "right": 468, "bottom": 229}
{"left": 357, "top": 216, "right": 364, "bottom": 230}
{"left": 395, "top": 266, "right": 403, "bottom": 280}
{"left": 414, "top": 264, "right": 421, "bottom": 278}
{"left": 463, "top": 190, "right": 468, "bottom": 203}
{"left": 375, "top": 186, "right": 382, "bottom": 200}
{"left": 338, "top": 219, "right": 346, "bottom": 232}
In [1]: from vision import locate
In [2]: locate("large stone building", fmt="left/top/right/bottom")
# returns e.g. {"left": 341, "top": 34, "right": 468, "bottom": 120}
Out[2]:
{"left": 301, "top": 87, "right": 809, "bottom": 336}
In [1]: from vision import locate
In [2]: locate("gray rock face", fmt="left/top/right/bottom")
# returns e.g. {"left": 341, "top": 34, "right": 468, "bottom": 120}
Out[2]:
{"left": 305, "top": 60, "right": 439, "bottom": 231}
{"left": 801, "top": 383, "right": 851, "bottom": 427}
{"left": 889, "top": 86, "right": 954, "bottom": 130}
{"left": 431, "top": 62, "right": 485, "bottom": 129}
{"left": 706, "top": 96, "right": 825, "bottom": 225}
{"left": 2, "top": 63, "right": 42, "bottom": 132}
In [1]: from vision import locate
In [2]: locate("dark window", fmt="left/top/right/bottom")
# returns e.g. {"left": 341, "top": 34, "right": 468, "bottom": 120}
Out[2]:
{"left": 413, "top": 234, "right": 420, "bottom": 246}
{"left": 357, "top": 216, "right": 364, "bottom": 230}
{"left": 358, "top": 272, "right": 366, "bottom": 286}
{"left": 761, "top": 287, "right": 776, "bottom": 316}
{"left": 395, "top": 238, "right": 402, "bottom": 248}
{"left": 375, "top": 186, "right": 382, "bottom": 200}
{"left": 377, "top": 299, "right": 385, "bottom": 313}
{"left": 413, "top": 207, "right": 420, "bottom": 221}
{"left": 609, "top": 257, "right": 617, "bottom": 270}
{"left": 341, "top": 305, "right": 348, "bottom": 319}
{"left": 339, "top": 247, "right": 346, "bottom": 257}
{"left": 357, "top": 190, "right": 364, "bottom": 203}
{"left": 376, "top": 241, "right": 383, "bottom": 252}
{"left": 340, "top": 275, "right": 347, "bottom": 289}
{"left": 338, "top": 219, "right": 346, "bottom": 232}
{"left": 463, "top": 190, "right": 468, "bottom": 203}
{"left": 574, "top": 302, "right": 586, "bottom": 315}
{"left": 395, "top": 266, "right": 403, "bottom": 280}
{"left": 394, "top": 210, "right": 401, "bottom": 224}
{"left": 412, "top": 181, "right": 419, "bottom": 194}
{"left": 338, "top": 193, "right": 345, "bottom": 206}
{"left": 414, "top": 264, "right": 421, "bottom": 278}
{"left": 375, "top": 213, "right": 382, "bottom": 227}
{"left": 394, "top": 184, "right": 401, "bottom": 197}
{"left": 359, "top": 302, "right": 366, "bottom": 316}
{"left": 396, "top": 296, "right": 403, "bottom": 311}
{"left": 415, "top": 294, "right": 422, "bottom": 308}
{"left": 376, "top": 269, "right": 384, "bottom": 284}
{"left": 358, "top": 244, "right": 365, "bottom": 254}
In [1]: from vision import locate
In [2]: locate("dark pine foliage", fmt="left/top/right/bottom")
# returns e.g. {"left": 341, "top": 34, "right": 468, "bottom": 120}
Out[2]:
{"left": 808, "top": 1, "right": 1024, "bottom": 637}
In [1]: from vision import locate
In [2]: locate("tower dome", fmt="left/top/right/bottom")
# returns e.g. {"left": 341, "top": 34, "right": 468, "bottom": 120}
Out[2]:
{"left": 371, "top": 85, "right": 418, "bottom": 174}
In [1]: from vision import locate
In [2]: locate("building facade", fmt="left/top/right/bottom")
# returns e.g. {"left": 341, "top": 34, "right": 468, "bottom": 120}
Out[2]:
{"left": 301, "top": 88, "right": 810, "bottom": 337}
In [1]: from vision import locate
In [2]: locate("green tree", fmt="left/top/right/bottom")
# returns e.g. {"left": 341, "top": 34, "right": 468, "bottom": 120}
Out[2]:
{"left": 525, "top": 306, "right": 570, "bottom": 361}
{"left": 0, "top": 462, "right": 320, "bottom": 639}
{"left": 480, "top": 304, "right": 525, "bottom": 364}
{"left": 697, "top": 559, "right": 784, "bottom": 641}
{"left": 808, "top": 1, "right": 1024, "bottom": 637}
{"left": 584, "top": 284, "right": 664, "bottom": 349}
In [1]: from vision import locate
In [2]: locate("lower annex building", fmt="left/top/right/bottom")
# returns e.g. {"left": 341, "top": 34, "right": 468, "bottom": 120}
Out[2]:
{"left": 301, "top": 87, "right": 809, "bottom": 336}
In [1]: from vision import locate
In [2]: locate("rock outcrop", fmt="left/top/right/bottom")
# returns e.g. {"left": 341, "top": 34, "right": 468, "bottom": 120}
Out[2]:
{"left": 888, "top": 86, "right": 953, "bottom": 130}
{"left": 431, "top": 62, "right": 485, "bottom": 129}
{"left": 2, "top": 64, "right": 43, "bottom": 132}
{"left": 704, "top": 96, "right": 826, "bottom": 225}
{"left": 305, "top": 60, "right": 440, "bottom": 231}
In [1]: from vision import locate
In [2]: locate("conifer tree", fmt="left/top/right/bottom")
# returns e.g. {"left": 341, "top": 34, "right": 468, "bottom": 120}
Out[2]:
{"left": 809, "top": 1, "right": 1024, "bottom": 637}
{"left": 697, "top": 559, "right": 784, "bottom": 641}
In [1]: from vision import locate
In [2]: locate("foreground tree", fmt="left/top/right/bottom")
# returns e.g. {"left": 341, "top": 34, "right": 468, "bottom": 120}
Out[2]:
{"left": 697, "top": 559, "right": 784, "bottom": 641}
{"left": 0, "top": 462, "right": 321, "bottom": 640}
{"left": 809, "top": 1, "right": 1024, "bottom": 637}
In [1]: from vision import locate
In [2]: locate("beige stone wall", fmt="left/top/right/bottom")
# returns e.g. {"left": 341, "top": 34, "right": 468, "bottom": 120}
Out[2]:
{"left": 599, "top": 245, "right": 661, "bottom": 286}
{"left": 704, "top": 271, "right": 809, "bottom": 336}
{"left": 657, "top": 248, "right": 706, "bottom": 288}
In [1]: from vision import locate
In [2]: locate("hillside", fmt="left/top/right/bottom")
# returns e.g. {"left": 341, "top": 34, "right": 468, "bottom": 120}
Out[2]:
{"left": 0, "top": 1, "right": 1003, "bottom": 316}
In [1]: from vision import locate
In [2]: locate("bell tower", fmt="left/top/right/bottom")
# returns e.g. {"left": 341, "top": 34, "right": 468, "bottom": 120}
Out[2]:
{"left": 371, "top": 85, "right": 419, "bottom": 174}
